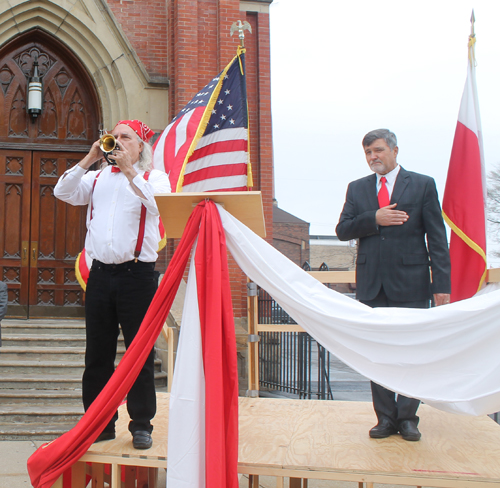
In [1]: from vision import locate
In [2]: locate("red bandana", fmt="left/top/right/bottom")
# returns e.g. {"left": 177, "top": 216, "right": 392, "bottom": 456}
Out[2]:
{"left": 115, "top": 119, "right": 155, "bottom": 143}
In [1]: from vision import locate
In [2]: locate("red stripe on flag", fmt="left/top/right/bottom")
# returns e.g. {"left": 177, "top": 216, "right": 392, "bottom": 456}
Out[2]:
{"left": 183, "top": 163, "right": 248, "bottom": 186}
{"left": 162, "top": 108, "right": 206, "bottom": 192}
{"left": 189, "top": 139, "right": 248, "bottom": 162}
{"left": 206, "top": 186, "right": 247, "bottom": 192}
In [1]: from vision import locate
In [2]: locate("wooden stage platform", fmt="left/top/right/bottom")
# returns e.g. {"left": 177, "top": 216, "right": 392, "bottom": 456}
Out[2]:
{"left": 55, "top": 392, "right": 500, "bottom": 488}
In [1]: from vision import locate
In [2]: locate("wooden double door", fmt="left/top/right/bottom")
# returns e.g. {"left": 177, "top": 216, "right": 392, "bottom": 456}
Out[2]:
{"left": 0, "top": 29, "right": 101, "bottom": 317}
{"left": 0, "top": 149, "right": 87, "bottom": 317}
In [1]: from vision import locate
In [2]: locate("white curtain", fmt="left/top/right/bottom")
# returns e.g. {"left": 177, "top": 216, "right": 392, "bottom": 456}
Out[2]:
{"left": 218, "top": 205, "right": 500, "bottom": 416}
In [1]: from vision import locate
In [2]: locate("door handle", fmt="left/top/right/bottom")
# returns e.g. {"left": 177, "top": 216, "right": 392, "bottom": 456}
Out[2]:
{"left": 21, "top": 241, "right": 29, "bottom": 266}
{"left": 31, "top": 242, "right": 38, "bottom": 267}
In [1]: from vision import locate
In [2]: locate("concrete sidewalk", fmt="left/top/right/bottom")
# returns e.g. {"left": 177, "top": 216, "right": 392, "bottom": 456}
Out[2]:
{"left": 0, "top": 440, "right": 43, "bottom": 487}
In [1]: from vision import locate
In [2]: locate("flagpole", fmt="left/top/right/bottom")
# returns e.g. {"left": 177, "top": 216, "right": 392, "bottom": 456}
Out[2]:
{"left": 230, "top": 20, "right": 254, "bottom": 188}
{"left": 468, "top": 10, "right": 477, "bottom": 68}
{"left": 442, "top": 12, "right": 487, "bottom": 301}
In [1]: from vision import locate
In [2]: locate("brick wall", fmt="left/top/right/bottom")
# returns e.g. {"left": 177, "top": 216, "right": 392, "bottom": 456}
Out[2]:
{"left": 107, "top": 0, "right": 168, "bottom": 82}
{"left": 273, "top": 222, "right": 310, "bottom": 267}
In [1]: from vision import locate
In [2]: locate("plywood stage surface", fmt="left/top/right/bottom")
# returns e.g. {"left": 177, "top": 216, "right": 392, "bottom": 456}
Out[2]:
{"left": 79, "top": 392, "right": 500, "bottom": 487}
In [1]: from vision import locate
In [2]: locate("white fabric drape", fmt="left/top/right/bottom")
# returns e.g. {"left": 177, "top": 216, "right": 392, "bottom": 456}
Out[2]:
{"left": 218, "top": 205, "right": 500, "bottom": 416}
{"left": 167, "top": 247, "right": 206, "bottom": 488}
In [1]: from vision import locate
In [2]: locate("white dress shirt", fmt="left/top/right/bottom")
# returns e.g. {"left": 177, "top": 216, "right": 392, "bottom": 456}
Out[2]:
{"left": 54, "top": 164, "right": 171, "bottom": 264}
{"left": 376, "top": 164, "right": 401, "bottom": 200}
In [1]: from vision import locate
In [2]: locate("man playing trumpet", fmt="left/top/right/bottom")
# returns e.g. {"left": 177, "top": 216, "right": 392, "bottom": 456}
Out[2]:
{"left": 54, "top": 120, "right": 171, "bottom": 449}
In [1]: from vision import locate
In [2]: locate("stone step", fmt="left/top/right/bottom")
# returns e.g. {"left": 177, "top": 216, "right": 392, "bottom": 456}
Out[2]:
{"left": 0, "top": 358, "right": 165, "bottom": 377}
{"left": 0, "top": 360, "right": 86, "bottom": 375}
{"left": 2, "top": 335, "right": 88, "bottom": 347}
{"left": 0, "top": 371, "right": 168, "bottom": 390}
{"left": 0, "top": 318, "right": 169, "bottom": 440}
{"left": 0, "top": 388, "right": 82, "bottom": 405}
{"left": 0, "top": 358, "right": 165, "bottom": 374}
{"left": 0, "top": 346, "right": 125, "bottom": 361}
{"left": 0, "top": 422, "right": 78, "bottom": 441}
{"left": 0, "top": 373, "right": 82, "bottom": 390}
{"left": 0, "top": 403, "right": 84, "bottom": 423}
{"left": 1, "top": 320, "right": 86, "bottom": 336}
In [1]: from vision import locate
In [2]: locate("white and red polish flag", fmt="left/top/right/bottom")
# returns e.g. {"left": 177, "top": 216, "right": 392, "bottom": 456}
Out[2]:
{"left": 153, "top": 47, "right": 253, "bottom": 193}
{"left": 167, "top": 202, "right": 239, "bottom": 488}
{"left": 442, "top": 17, "right": 487, "bottom": 302}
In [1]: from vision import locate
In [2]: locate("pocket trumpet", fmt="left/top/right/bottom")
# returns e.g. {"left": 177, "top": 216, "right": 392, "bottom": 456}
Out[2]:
{"left": 99, "top": 133, "right": 120, "bottom": 165}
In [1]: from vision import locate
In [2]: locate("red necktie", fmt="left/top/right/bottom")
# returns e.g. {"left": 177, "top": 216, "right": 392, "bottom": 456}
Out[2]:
{"left": 111, "top": 166, "right": 121, "bottom": 173}
{"left": 378, "top": 176, "right": 390, "bottom": 208}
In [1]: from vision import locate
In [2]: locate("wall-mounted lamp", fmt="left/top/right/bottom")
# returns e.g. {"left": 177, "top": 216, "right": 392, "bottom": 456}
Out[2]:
{"left": 27, "top": 56, "right": 43, "bottom": 118}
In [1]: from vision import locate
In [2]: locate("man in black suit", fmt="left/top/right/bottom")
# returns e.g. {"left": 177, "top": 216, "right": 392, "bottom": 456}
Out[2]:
{"left": 336, "top": 129, "right": 451, "bottom": 441}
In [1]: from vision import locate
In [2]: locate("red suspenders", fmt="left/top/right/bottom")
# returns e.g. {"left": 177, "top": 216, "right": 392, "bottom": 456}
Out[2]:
{"left": 134, "top": 172, "right": 150, "bottom": 260}
{"left": 90, "top": 170, "right": 150, "bottom": 261}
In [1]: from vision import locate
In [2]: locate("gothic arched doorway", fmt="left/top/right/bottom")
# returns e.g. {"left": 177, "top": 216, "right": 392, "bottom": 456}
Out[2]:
{"left": 0, "top": 29, "right": 101, "bottom": 318}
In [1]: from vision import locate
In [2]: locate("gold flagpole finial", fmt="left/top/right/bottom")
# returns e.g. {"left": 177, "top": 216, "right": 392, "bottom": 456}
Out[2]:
{"left": 230, "top": 20, "right": 252, "bottom": 48}
{"left": 468, "top": 10, "right": 476, "bottom": 65}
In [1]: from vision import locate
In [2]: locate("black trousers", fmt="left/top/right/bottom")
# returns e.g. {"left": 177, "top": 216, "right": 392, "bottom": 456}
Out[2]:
{"left": 83, "top": 259, "right": 158, "bottom": 434}
{"left": 361, "top": 286, "right": 429, "bottom": 428}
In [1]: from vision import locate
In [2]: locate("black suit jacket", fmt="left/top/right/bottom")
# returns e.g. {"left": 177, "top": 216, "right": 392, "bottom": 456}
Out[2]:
{"left": 336, "top": 167, "right": 451, "bottom": 302}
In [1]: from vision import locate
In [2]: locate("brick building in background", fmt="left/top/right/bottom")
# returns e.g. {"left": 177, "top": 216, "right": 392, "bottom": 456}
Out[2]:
{"left": 272, "top": 201, "right": 310, "bottom": 267}
{"left": 0, "top": 0, "right": 273, "bottom": 324}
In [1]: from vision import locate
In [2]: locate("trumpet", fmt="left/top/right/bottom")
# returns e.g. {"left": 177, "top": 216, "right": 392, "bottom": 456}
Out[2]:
{"left": 99, "top": 133, "right": 120, "bottom": 165}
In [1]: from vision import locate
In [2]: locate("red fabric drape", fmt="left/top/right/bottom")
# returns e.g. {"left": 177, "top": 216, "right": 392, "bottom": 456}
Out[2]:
{"left": 196, "top": 202, "right": 239, "bottom": 488}
{"left": 27, "top": 203, "right": 207, "bottom": 488}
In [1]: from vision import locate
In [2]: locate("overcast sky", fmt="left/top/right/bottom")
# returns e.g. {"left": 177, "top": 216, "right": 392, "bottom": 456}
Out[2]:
{"left": 268, "top": 0, "right": 500, "bottom": 264}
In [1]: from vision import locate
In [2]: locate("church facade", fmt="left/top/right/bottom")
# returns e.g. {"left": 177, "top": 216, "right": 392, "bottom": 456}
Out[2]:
{"left": 0, "top": 0, "right": 273, "bottom": 321}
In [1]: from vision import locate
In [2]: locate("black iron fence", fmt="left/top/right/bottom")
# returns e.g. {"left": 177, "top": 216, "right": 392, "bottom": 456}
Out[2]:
{"left": 258, "top": 288, "right": 334, "bottom": 399}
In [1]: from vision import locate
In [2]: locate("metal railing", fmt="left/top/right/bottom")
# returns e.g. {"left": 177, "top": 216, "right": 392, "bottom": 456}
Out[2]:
{"left": 258, "top": 288, "right": 334, "bottom": 399}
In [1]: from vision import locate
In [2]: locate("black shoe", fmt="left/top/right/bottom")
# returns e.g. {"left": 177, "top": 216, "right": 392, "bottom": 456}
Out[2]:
{"left": 94, "top": 431, "right": 116, "bottom": 443}
{"left": 399, "top": 420, "right": 421, "bottom": 441}
{"left": 132, "top": 430, "right": 153, "bottom": 450}
{"left": 369, "top": 419, "right": 398, "bottom": 439}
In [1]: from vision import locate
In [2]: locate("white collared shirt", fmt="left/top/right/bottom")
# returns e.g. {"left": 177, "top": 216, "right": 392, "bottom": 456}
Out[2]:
{"left": 54, "top": 163, "right": 171, "bottom": 264}
{"left": 376, "top": 164, "right": 400, "bottom": 200}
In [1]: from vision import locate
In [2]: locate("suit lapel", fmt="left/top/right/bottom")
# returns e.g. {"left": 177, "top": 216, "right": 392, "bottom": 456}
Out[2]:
{"left": 391, "top": 166, "right": 410, "bottom": 204}
{"left": 364, "top": 173, "right": 379, "bottom": 209}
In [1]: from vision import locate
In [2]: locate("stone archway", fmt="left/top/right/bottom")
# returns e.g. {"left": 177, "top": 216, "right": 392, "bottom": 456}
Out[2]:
{"left": 0, "top": 0, "right": 169, "bottom": 131}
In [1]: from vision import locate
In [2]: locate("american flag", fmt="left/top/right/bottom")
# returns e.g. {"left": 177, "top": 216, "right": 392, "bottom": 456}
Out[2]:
{"left": 153, "top": 48, "right": 252, "bottom": 192}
